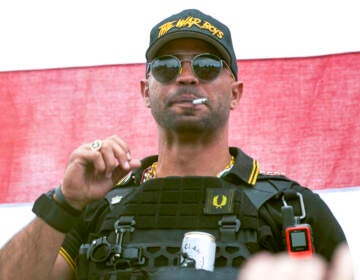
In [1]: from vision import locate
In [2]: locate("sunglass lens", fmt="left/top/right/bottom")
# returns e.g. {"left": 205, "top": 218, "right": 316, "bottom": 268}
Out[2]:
{"left": 151, "top": 56, "right": 180, "bottom": 83}
{"left": 192, "top": 55, "right": 222, "bottom": 81}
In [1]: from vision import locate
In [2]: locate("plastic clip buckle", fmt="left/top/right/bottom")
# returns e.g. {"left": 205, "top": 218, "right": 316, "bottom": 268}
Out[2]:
{"left": 218, "top": 215, "right": 241, "bottom": 241}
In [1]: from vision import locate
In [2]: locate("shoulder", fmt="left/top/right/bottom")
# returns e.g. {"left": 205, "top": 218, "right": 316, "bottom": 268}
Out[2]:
{"left": 255, "top": 172, "right": 327, "bottom": 213}
{"left": 243, "top": 172, "right": 316, "bottom": 210}
{"left": 256, "top": 172, "right": 301, "bottom": 190}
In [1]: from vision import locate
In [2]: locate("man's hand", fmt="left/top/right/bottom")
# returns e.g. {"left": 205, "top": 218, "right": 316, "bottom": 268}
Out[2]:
{"left": 61, "top": 135, "right": 141, "bottom": 210}
{"left": 238, "top": 243, "right": 353, "bottom": 280}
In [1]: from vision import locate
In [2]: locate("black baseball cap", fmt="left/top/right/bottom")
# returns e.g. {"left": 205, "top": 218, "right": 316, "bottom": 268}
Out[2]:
{"left": 146, "top": 9, "right": 238, "bottom": 79}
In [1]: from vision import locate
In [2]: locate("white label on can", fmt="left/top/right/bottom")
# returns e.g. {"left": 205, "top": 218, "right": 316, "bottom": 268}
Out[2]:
{"left": 181, "top": 231, "right": 216, "bottom": 272}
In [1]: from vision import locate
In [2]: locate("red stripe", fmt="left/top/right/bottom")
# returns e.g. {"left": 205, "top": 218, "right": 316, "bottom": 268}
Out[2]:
{"left": 1, "top": 52, "right": 359, "bottom": 203}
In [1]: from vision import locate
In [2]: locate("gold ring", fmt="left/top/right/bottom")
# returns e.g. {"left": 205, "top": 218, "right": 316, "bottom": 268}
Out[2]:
{"left": 90, "top": 140, "right": 102, "bottom": 151}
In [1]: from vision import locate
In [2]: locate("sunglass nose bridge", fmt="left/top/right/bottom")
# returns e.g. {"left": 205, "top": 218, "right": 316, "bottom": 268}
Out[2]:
{"left": 177, "top": 59, "right": 195, "bottom": 79}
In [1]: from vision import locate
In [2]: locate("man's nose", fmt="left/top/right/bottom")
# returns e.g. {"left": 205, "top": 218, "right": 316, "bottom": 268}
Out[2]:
{"left": 176, "top": 61, "right": 199, "bottom": 84}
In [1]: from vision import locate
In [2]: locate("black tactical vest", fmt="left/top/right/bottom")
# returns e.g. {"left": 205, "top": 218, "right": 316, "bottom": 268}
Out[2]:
{"left": 76, "top": 175, "right": 294, "bottom": 279}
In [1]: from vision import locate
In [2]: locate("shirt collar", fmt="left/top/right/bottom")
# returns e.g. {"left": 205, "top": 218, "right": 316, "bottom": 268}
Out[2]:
{"left": 227, "top": 147, "right": 260, "bottom": 186}
{"left": 137, "top": 147, "right": 259, "bottom": 186}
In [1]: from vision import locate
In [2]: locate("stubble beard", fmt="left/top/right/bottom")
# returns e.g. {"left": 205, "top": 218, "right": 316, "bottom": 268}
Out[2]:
{"left": 151, "top": 102, "right": 230, "bottom": 134}
{"left": 150, "top": 85, "right": 231, "bottom": 134}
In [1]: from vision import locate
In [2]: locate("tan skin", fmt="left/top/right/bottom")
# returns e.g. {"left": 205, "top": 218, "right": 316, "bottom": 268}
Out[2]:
{"left": 0, "top": 38, "right": 242, "bottom": 279}
{"left": 141, "top": 38, "right": 243, "bottom": 178}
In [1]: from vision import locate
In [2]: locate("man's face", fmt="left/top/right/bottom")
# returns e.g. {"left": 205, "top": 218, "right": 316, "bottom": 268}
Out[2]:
{"left": 144, "top": 38, "right": 239, "bottom": 135}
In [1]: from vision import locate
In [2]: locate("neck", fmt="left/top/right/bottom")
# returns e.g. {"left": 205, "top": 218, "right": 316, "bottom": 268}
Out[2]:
{"left": 156, "top": 128, "right": 231, "bottom": 177}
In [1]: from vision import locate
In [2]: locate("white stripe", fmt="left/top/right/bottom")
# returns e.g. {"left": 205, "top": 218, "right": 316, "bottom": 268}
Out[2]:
{"left": 0, "top": 0, "right": 359, "bottom": 71}
{"left": 316, "top": 187, "right": 360, "bottom": 279}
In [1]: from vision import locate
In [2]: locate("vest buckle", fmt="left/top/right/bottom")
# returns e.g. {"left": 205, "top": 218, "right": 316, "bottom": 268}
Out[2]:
{"left": 218, "top": 215, "right": 241, "bottom": 241}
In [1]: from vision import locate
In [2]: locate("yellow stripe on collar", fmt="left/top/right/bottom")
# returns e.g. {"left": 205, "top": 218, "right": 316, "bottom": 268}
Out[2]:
{"left": 248, "top": 159, "right": 259, "bottom": 186}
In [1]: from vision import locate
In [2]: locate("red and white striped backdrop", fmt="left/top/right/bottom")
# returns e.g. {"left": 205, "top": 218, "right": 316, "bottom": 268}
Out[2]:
{"left": 1, "top": 52, "right": 359, "bottom": 204}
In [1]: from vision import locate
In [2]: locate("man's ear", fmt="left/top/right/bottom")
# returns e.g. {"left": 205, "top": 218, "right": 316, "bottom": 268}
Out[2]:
{"left": 230, "top": 81, "right": 243, "bottom": 110}
{"left": 140, "top": 79, "right": 151, "bottom": 107}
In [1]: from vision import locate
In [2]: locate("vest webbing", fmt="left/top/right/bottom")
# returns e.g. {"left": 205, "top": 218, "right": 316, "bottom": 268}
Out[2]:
{"left": 76, "top": 175, "right": 295, "bottom": 279}
{"left": 100, "top": 177, "right": 258, "bottom": 233}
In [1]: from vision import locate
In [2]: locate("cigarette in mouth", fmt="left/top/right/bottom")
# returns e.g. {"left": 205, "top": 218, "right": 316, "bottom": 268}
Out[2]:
{"left": 192, "top": 98, "right": 208, "bottom": 105}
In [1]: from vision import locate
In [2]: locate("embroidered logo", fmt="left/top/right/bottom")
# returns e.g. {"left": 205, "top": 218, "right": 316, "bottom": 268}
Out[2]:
{"left": 204, "top": 188, "right": 235, "bottom": 214}
{"left": 212, "top": 194, "right": 227, "bottom": 209}
{"left": 158, "top": 16, "right": 224, "bottom": 39}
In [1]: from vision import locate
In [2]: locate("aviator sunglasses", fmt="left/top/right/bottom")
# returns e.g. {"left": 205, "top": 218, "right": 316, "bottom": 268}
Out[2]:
{"left": 146, "top": 53, "right": 233, "bottom": 83}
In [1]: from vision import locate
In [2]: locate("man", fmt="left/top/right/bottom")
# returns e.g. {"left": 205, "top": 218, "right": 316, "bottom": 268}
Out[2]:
{"left": 0, "top": 9, "right": 347, "bottom": 279}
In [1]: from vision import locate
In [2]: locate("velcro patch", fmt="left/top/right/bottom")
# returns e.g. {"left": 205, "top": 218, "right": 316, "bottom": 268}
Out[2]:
{"left": 204, "top": 188, "right": 235, "bottom": 214}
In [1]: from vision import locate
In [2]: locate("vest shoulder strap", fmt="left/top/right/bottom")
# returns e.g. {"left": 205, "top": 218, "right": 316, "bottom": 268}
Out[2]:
{"left": 105, "top": 167, "right": 144, "bottom": 209}
{"left": 242, "top": 174, "right": 298, "bottom": 210}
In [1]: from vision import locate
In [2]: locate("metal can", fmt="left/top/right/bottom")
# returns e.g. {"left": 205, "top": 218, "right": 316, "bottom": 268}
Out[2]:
{"left": 180, "top": 231, "right": 216, "bottom": 272}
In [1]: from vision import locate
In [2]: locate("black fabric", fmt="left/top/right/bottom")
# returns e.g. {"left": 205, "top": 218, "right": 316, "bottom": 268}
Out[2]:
{"left": 62, "top": 147, "right": 347, "bottom": 278}
{"left": 77, "top": 266, "right": 239, "bottom": 280}
{"left": 256, "top": 181, "right": 347, "bottom": 261}
{"left": 149, "top": 267, "right": 238, "bottom": 279}
{"left": 32, "top": 190, "right": 82, "bottom": 233}
{"left": 72, "top": 176, "right": 261, "bottom": 279}
{"left": 99, "top": 177, "right": 258, "bottom": 233}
